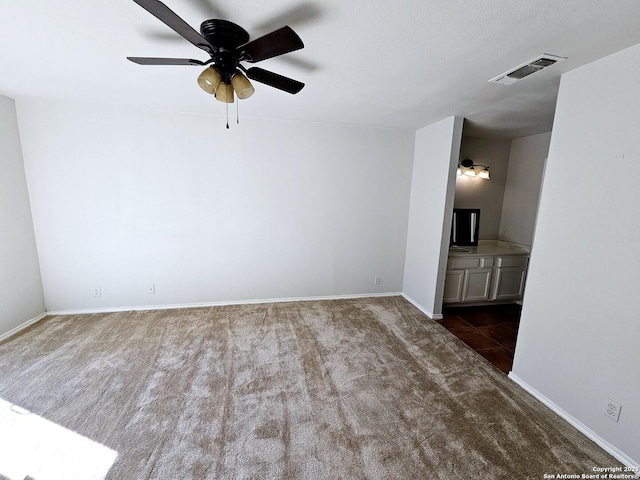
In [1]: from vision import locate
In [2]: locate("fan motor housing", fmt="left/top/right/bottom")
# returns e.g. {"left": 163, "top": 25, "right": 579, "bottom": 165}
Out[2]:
{"left": 200, "top": 19, "right": 249, "bottom": 52}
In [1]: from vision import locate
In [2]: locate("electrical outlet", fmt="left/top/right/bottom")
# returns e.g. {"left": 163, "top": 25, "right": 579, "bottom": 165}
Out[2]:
{"left": 92, "top": 286, "right": 102, "bottom": 297}
{"left": 147, "top": 284, "right": 155, "bottom": 294}
{"left": 374, "top": 276, "right": 381, "bottom": 285}
{"left": 604, "top": 398, "right": 622, "bottom": 422}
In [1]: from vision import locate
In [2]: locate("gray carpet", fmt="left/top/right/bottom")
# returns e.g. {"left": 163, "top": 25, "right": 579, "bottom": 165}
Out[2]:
{"left": 0, "top": 296, "right": 620, "bottom": 479}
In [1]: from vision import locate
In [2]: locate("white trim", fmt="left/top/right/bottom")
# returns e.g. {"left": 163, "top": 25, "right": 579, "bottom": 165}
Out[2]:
{"left": 46, "top": 292, "right": 404, "bottom": 316}
{"left": 401, "top": 293, "right": 443, "bottom": 320}
{"left": 509, "top": 373, "right": 640, "bottom": 473}
{"left": 0, "top": 312, "right": 48, "bottom": 343}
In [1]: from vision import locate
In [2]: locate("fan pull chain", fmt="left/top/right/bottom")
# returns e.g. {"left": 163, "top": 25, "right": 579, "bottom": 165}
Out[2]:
{"left": 236, "top": 99, "right": 240, "bottom": 124}
{"left": 226, "top": 101, "right": 229, "bottom": 129}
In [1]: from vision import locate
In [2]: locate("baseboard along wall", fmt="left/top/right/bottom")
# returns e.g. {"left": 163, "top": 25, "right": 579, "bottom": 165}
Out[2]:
{"left": 508, "top": 373, "right": 640, "bottom": 473}
{"left": 44, "top": 292, "right": 404, "bottom": 317}
{"left": 401, "top": 293, "right": 443, "bottom": 320}
{"left": 0, "top": 312, "right": 48, "bottom": 343}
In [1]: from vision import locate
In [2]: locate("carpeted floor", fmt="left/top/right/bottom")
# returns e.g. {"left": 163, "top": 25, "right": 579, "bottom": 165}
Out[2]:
{"left": 0, "top": 296, "right": 620, "bottom": 479}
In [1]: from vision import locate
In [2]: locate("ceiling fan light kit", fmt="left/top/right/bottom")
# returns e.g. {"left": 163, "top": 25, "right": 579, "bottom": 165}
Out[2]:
{"left": 215, "top": 82, "right": 235, "bottom": 103}
{"left": 128, "top": 0, "right": 305, "bottom": 123}
{"left": 230, "top": 73, "right": 255, "bottom": 100}
{"left": 197, "top": 67, "right": 221, "bottom": 95}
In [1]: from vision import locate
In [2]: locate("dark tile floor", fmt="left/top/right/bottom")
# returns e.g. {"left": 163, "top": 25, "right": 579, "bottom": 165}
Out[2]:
{"left": 439, "top": 304, "right": 522, "bottom": 374}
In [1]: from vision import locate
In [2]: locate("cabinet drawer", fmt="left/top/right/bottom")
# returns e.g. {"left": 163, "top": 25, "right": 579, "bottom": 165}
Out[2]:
{"left": 449, "top": 257, "right": 481, "bottom": 269}
{"left": 480, "top": 257, "right": 494, "bottom": 267}
{"left": 449, "top": 257, "right": 494, "bottom": 269}
{"left": 497, "top": 256, "right": 528, "bottom": 268}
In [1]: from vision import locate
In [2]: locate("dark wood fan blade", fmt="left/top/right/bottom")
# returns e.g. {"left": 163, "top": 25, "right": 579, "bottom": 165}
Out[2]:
{"left": 127, "top": 57, "right": 207, "bottom": 65}
{"left": 239, "top": 26, "right": 303, "bottom": 63}
{"left": 246, "top": 67, "right": 304, "bottom": 94}
{"left": 132, "top": 0, "right": 215, "bottom": 54}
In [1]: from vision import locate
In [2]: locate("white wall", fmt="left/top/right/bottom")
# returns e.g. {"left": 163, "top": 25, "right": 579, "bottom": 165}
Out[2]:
{"left": 0, "top": 95, "right": 45, "bottom": 336}
{"left": 17, "top": 99, "right": 415, "bottom": 312}
{"left": 512, "top": 43, "right": 640, "bottom": 466}
{"left": 499, "top": 132, "right": 551, "bottom": 246}
{"left": 403, "top": 116, "right": 463, "bottom": 318}
{"left": 455, "top": 136, "right": 512, "bottom": 240}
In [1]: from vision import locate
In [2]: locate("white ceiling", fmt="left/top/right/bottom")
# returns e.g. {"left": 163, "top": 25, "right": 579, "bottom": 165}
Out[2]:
{"left": 2, "top": 1, "right": 640, "bottom": 137}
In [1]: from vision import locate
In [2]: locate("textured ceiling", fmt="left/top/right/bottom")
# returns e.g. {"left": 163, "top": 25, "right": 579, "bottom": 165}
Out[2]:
{"left": 2, "top": 1, "right": 640, "bottom": 137}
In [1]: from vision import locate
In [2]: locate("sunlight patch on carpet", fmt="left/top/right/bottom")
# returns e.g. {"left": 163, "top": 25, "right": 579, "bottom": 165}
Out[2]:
{"left": 0, "top": 398, "right": 117, "bottom": 480}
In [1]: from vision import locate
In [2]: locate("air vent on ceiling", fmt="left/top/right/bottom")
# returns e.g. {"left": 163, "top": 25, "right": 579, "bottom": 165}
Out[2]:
{"left": 489, "top": 54, "right": 567, "bottom": 85}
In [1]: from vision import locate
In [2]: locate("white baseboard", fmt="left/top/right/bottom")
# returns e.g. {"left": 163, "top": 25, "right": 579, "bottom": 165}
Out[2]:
{"left": 401, "top": 293, "right": 442, "bottom": 320}
{"left": 46, "top": 292, "right": 404, "bottom": 316}
{"left": 509, "top": 373, "right": 639, "bottom": 472}
{"left": 0, "top": 312, "right": 48, "bottom": 343}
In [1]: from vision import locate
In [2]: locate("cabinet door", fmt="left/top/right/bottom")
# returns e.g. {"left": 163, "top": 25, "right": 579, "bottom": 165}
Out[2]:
{"left": 443, "top": 270, "right": 465, "bottom": 303}
{"left": 491, "top": 267, "right": 527, "bottom": 300}
{"left": 461, "top": 268, "right": 493, "bottom": 302}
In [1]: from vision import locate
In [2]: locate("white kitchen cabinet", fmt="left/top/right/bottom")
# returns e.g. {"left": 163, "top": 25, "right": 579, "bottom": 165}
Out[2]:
{"left": 490, "top": 256, "right": 528, "bottom": 301}
{"left": 444, "top": 256, "right": 495, "bottom": 303}
{"left": 462, "top": 268, "right": 493, "bottom": 302}
{"left": 443, "top": 248, "right": 528, "bottom": 305}
{"left": 443, "top": 270, "right": 465, "bottom": 303}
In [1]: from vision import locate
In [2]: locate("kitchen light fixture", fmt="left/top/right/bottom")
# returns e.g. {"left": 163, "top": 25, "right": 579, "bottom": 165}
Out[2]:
{"left": 477, "top": 167, "right": 490, "bottom": 180}
{"left": 457, "top": 158, "right": 490, "bottom": 180}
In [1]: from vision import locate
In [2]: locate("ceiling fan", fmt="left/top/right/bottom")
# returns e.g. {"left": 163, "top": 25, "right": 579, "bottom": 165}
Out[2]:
{"left": 127, "top": 0, "right": 305, "bottom": 105}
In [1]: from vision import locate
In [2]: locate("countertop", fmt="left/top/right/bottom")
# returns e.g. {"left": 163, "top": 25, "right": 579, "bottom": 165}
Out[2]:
{"left": 448, "top": 240, "right": 530, "bottom": 257}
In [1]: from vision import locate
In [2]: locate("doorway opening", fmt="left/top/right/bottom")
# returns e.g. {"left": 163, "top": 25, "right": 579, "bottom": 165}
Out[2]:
{"left": 440, "top": 304, "right": 521, "bottom": 373}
